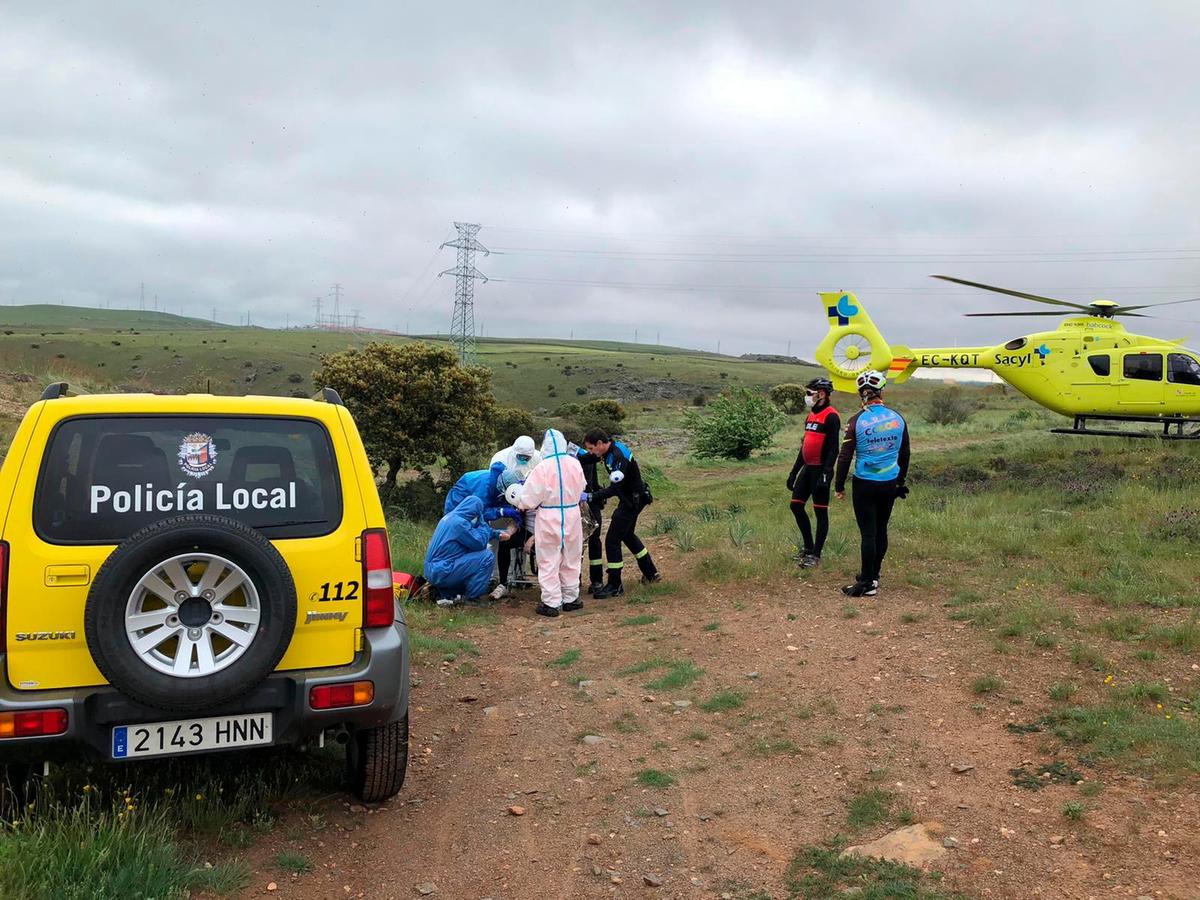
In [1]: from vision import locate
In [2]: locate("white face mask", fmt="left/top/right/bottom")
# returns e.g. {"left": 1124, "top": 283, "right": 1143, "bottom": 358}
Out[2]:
{"left": 804, "top": 394, "right": 816, "bottom": 409}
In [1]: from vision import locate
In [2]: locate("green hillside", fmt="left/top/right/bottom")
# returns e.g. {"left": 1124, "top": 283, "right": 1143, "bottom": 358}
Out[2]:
{"left": 0, "top": 304, "right": 215, "bottom": 331}
{"left": 0, "top": 304, "right": 822, "bottom": 410}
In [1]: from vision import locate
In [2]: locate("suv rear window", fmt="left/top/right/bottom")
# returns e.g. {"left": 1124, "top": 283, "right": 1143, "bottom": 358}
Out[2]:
{"left": 35, "top": 416, "right": 342, "bottom": 544}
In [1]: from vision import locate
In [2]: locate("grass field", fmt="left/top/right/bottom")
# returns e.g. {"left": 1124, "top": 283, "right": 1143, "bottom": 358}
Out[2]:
{"left": 0, "top": 304, "right": 817, "bottom": 411}
{"left": 3, "top": 304, "right": 1197, "bottom": 896}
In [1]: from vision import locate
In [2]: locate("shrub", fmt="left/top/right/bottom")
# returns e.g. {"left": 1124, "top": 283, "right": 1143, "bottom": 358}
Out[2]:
{"left": 926, "top": 386, "right": 978, "bottom": 425}
{"left": 769, "top": 383, "right": 807, "bottom": 415}
{"left": 577, "top": 398, "right": 626, "bottom": 434}
{"left": 313, "top": 341, "right": 495, "bottom": 487}
{"left": 382, "top": 472, "right": 447, "bottom": 522}
{"left": 492, "top": 406, "right": 536, "bottom": 447}
{"left": 553, "top": 402, "right": 582, "bottom": 417}
{"left": 692, "top": 394, "right": 707, "bottom": 407}
{"left": 575, "top": 385, "right": 588, "bottom": 395}
{"left": 684, "top": 389, "right": 786, "bottom": 460}
{"left": 287, "top": 373, "right": 304, "bottom": 384}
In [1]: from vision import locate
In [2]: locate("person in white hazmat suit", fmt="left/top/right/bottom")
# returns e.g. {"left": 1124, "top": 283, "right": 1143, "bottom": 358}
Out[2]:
{"left": 514, "top": 429, "right": 587, "bottom": 617}
{"left": 490, "top": 435, "right": 542, "bottom": 479}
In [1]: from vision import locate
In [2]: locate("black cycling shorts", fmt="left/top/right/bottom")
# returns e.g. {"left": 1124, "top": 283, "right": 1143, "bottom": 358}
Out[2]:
{"left": 791, "top": 466, "right": 832, "bottom": 509}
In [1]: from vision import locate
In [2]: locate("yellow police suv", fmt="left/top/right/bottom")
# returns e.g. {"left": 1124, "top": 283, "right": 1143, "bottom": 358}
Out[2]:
{"left": 0, "top": 385, "right": 408, "bottom": 801}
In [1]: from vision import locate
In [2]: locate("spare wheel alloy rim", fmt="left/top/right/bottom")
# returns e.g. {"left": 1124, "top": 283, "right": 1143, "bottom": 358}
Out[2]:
{"left": 124, "top": 552, "right": 262, "bottom": 677}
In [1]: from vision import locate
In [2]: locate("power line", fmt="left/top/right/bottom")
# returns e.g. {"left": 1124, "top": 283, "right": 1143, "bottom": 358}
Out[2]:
{"left": 490, "top": 275, "right": 1200, "bottom": 297}
{"left": 489, "top": 245, "right": 1200, "bottom": 263}
{"left": 487, "top": 223, "right": 1200, "bottom": 243}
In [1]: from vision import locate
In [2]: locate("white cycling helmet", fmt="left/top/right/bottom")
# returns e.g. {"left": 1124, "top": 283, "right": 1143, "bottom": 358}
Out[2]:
{"left": 856, "top": 370, "right": 887, "bottom": 393}
{"left": 504, "top": 483, "right": 524, "bottom": 507}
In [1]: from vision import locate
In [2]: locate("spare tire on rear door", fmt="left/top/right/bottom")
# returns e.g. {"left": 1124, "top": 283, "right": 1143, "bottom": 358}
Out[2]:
{"left": 84, "top": 514, "right": 296, "bottom": 713}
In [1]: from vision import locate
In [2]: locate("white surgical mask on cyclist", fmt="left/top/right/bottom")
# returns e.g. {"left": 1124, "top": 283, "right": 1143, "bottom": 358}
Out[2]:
{"left": 804, "top": 394, "right": 816, "bottom": 409}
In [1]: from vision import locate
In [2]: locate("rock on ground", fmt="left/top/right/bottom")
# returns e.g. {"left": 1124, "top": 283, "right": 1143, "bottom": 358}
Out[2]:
{"left": 844, "top": 823, "right": 948, "bottom": 868}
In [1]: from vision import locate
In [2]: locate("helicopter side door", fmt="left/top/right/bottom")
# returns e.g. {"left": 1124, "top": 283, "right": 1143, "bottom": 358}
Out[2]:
{"left": 1166, "top": 352, "right": 1200, "bottom": 413}
{"left": 1118, "top": 352, "right": 1165, "bottom": 408}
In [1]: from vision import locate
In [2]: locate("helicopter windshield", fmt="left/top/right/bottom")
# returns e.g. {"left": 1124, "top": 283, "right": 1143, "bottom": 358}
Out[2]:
{"left": 1168, "top": 353, "right": 1200, "bottom": 386}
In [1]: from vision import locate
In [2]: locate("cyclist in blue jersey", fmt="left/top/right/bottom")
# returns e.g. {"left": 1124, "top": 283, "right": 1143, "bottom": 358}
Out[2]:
{"left": 833, "top": 370, "right": 910, "bottom": 597}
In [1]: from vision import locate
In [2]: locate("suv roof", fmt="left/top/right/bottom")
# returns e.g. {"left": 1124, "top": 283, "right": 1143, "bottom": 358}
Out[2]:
{"left": 33, "top": 389, "right": 343, "bottom": 416}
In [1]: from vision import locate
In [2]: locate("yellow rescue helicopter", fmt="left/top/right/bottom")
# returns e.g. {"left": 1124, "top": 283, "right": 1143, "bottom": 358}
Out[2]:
{"left": 814, "top": 275, "right": 1200, "bottom": 438}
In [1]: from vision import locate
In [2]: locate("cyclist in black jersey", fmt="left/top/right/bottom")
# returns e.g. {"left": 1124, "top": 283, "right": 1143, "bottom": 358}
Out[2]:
{"left": 787, "top": 377, "right": 840, "bottom": 568}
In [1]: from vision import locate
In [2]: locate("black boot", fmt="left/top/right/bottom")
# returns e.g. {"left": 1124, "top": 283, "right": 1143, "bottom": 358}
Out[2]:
{"left": 535, "top": 603, "right": 561, "bottom": 618}
{"left": 593, "top": 577, "right": 624, "bottom": 599}
{"left": 635, "top": 552, "right": 659, "bottom": 583}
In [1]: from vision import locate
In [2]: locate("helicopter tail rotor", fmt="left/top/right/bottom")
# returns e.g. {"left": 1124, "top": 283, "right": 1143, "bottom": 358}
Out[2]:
{"left": 815, "top": 292, "right": 917, "bottom": 390}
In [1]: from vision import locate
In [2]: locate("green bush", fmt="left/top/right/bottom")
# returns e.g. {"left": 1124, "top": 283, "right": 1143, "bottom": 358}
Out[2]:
{"left": 577, "top": 398, "right": 626, "bottom": 434}
{"left": 492, "top": 406, "right": 536, "bottom": 447}
{"left": 553, "top": 402, "right": 583, "bottom": 418}
{"left": 382, "top": 472, "right": 446, "bottom": 523}
{"left": 769, "top": 383, "right": 807, "bottom": 415}
{"left": 684, "top": 389, "right": 786, "bottom": 460}
{"left": 926, "top": 386, "right": 979, "bottom": 425}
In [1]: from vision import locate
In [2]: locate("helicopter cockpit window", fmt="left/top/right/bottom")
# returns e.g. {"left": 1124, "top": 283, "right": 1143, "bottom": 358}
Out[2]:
{"left": 1168, "top": 353, "right": 1200, "bottom": 386}
{"left": 1123, "top": 353, "right": 1164, "bottom": 382}
{"left": 1087, "top": 354, "right": 1110, "bottom": 377}
{"left": 1004, "top": 338, "right": 1027, "bottom": 351}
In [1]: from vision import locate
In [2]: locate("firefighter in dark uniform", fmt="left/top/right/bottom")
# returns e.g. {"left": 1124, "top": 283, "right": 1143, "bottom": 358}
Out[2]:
{"left": 582, "top": 428, "right": 660, "bottom": 598}
{"left": 576, "top": 448, "right": 606, "bottom": 594}
{"left": 786, "top": 376, "right": 841, "bottom": 568}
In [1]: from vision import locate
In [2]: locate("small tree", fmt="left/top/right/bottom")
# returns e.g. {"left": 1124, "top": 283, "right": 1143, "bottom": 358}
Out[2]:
{"left": 313, "top": 342, "right": 496, "bottom": 487}
{"left": 769, "top": 383, "right": 807, "bottom": 415}
{"left": 578, "top": 398, "right": 627, "bottom": 435}
{"left": 492, "top": 406, "right": 536, "bottom": 447}
{"left": 685, "top": 389, "right": 786, "bottom": 460}
{"left": 926, "top": 386, "right": 978, "bottom": 426}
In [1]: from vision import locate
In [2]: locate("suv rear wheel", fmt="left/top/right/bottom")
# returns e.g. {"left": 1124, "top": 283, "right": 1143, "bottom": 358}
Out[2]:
{"left": 346, "top": 714, "right": 409, "bottom": 802}
{"left": 85, "top": 514, "right": 297, "bottom": 713}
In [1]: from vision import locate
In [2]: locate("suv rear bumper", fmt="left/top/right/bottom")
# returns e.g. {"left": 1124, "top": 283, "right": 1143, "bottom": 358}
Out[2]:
{"left": 0, "top": 622, "right": 409, "bottom": 762}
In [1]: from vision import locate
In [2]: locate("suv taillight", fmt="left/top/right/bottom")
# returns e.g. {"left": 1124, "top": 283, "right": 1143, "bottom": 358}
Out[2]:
{"left": 0, "top": 541, "right": 8, "bottom": 653}
{"left": 361, "top": 528, "right": 393, "bottom": 628}
{"left": 0, "top": 709, "right": 68, "bottom": 739}
{"left": 309, "top": 681, "right": 374, "bottom": 710}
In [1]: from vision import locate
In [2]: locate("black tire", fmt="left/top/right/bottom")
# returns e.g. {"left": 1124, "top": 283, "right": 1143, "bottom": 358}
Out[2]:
{"left": 84, "top": 514, "right": 296, "bottom": 713}
{"left": 346, "top": 714, "right": 409, "bottom": 802}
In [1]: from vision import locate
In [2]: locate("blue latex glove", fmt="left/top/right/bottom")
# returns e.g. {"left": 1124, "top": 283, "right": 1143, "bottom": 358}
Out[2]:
{"left": 483, "top": 506, "right": 504, "bottom": 521}
{"left": 580, "top": 492, "right": 590, "bottom": 503}
{"left": 500, "top": 505, "right": 521, "bottom": 519}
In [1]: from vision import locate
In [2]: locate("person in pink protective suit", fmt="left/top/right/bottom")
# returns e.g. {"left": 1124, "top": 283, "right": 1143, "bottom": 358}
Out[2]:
{"left": 516, "top": 428, "right": 587, "bottom": 618}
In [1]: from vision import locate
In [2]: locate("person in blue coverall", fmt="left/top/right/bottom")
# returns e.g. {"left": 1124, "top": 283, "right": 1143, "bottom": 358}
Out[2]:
{"left": 424, "top": 496, "right": 516, "bottom": 604}
{"left": 444, "top": 460, "right": 514, "bottom": 521}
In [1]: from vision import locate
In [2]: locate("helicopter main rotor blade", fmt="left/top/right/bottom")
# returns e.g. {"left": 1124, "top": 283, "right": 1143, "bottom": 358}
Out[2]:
{"left": 931, "top": 275, "right": 1093, "bottom": 311}
{"left": 964, "top": 311, "right": 1153, "bottom": 318}
{"left": 963, "top": 311, "right": 1073, "bottom": 317}
{"left": 1116, "top": 297, "right": 1200, "bottom": 314}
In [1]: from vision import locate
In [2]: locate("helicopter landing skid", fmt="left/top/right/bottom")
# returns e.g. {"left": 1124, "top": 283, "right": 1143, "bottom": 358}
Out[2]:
{"left": 1052, "top": 414, "right": 1200, "bottom": 440}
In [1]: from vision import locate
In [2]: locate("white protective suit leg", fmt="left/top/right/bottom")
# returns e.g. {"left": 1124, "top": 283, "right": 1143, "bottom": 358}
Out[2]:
{"left": 535, "top": 529, "right": 564, "bottom": 608}
{"left": 559, "top": 523, "right": 582, "bottom": 604}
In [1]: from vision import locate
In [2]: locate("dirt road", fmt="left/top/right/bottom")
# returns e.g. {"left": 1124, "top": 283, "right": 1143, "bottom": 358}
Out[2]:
{"left": 247, "top": 555, "right": 1199, "bottom": 899}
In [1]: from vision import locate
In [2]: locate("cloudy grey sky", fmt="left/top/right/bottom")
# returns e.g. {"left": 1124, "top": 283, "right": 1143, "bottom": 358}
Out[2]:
{"left": 4, "top": 2, "right": 1200, "bottom": 355}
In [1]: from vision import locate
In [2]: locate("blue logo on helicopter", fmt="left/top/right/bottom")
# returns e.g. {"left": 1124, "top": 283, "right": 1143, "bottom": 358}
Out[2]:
{"left": 828, "top": 295, "right": 860, "bottom": 326}
{"left": 1035, "top": 344, "right": 1051, "bottom": 363}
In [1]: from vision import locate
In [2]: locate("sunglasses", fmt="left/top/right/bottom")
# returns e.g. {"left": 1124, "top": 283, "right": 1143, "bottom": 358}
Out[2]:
{"left": 516, "top": 454, "right": 532, "bottom": 463}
